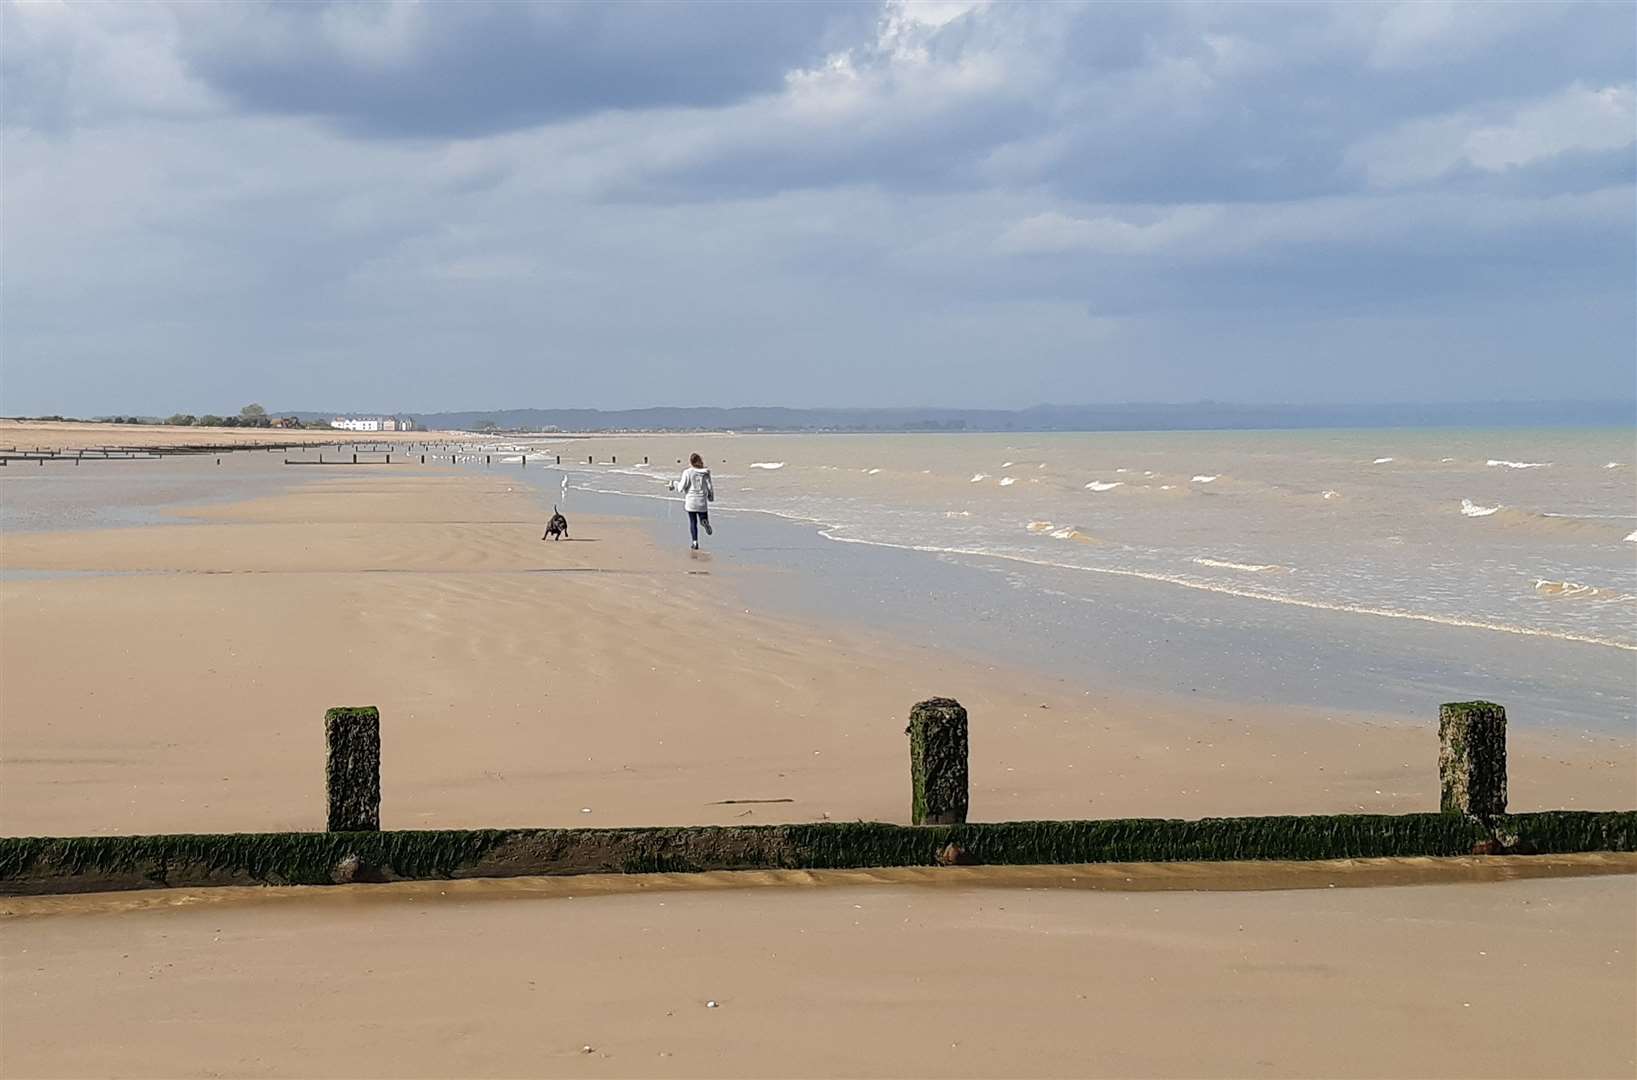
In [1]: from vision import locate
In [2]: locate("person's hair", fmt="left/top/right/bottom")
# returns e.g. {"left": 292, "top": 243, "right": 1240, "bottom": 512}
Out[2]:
{"left": 689, "top": 453, "right": 704, "bottom": 468}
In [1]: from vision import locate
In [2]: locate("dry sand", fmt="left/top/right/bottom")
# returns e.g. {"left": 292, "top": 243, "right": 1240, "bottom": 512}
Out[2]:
{"left": 2, "top": 869, "right": 1633, "bottom": 1078}
{"left": 0, "top": 418, "right": 449, "bottom": 453}
{"left": 2, "top": 462, "right": 1634, "bottom": 1077}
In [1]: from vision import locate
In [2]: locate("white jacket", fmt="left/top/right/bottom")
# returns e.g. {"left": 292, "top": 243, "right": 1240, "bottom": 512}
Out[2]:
{"left": 676, "top": 467, "right": 714, "bottom": 512}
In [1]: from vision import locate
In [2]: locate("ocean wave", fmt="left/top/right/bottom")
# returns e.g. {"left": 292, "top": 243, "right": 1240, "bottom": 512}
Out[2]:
{"left": 1191, "top": 475, "right": 1218, "bottom": 483}
{"left": 1534, "top": 579, "right": 1637, "bottom": 602}
{"left": 944, "top": 510, "right": 972, "bottom": 518}
{"left": 1084, "top": 480, "right": 1123, "bottom": 492}
{"left": 557, "top": 476, "right": 1636, "bottom": 652}
{"left": 1488, "top": 460, "right": 1551, "bottom": 469}
{"left": 1626, "top": 530, "right": 1637, "bottom": 543}
{"left": 1372, "top": 457, "right": 1394, "bottom": 464}
{"left": 749, "top": 462, "right": 785, "bottom": 470}
{"left": 1607, "top": 462, "right": 1625, "bottom": 469}
{"left": 1193, "top": 557, "right": 1285, "bottom": 573}
{"left": 810, "top": 532, "right": 1637, "bottom": 652}
{"left": 1322, "top": 490, "right": 1340, "bottom": 500}
{"left": 970, "top": 473, "right": 988, "bottom": 483}
{"left": 1025, "top": 520, "right": 1055, "bottom": 533}
{"left": 866, "top": 468, "right": 881, "bottom": 475}
{"left": 998, "top": 477, "right": 1016, "bottom": 487}
{"left": 1460, "top": 499, "right": 1501, "bottom": 517}
{"left": 1049, "top": 526, "right": 1095, "bottom": 543}
{"left": 1002, "top": 461, "right": 1014, "bottom": 468}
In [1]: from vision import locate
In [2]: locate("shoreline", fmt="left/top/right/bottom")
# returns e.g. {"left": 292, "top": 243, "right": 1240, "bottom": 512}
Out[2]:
{"left": 3, "top": 460, "right": 1631, "bottom": 841}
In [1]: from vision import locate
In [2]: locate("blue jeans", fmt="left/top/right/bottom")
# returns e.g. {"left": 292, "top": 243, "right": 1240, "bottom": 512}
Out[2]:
{"left": 688, "top": 510, "right": 709, "bottom": 543}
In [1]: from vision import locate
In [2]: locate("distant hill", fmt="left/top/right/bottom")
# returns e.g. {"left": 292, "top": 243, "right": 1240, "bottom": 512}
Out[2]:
{"left": 281, "top": 401, "right": 1636, "bottom": 433}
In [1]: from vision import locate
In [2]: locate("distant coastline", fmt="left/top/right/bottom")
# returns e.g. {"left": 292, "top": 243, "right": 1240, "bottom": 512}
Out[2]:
{"left": 8, "top": 400, "right": 1633, "bottom": 437}
{"left": 287, "top": 400, "right": 1637, "bottom": 435}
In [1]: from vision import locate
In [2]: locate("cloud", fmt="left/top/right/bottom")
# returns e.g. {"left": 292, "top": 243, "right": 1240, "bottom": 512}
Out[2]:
{"left": 1351, "top": 83, "right": 1637, "bottom": 188}
{"left": 1, "top": 0, "right": 1633, "bottom": 414}
{"left": 998, "top": 208, "right": 1221, "bottom": 256}
{"left": 165, "top": 0, "right": 874, "bottom": 138}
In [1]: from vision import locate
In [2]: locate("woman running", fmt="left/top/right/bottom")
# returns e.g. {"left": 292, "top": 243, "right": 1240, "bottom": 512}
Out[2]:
{"left": 676, "top": 452, "right": 714, "bottom": 549}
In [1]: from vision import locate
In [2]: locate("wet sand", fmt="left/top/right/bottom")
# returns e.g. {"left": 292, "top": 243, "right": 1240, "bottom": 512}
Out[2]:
{"left": 3, "top": 871, "right": 1633, "bottom": 1078}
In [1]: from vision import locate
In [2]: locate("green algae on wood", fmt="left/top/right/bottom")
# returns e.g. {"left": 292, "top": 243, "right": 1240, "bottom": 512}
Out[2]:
{"left": 908, "top": 698, "right": 968, "bottom": 825}
{"left": 1439, "top": 701, "right": 1507, "bottom": 817}
{"left": 6, "top": 811, "right": 1634, "bottom": 896}
{"left": 325, "top": 706, "right": 381, "bottom": 832}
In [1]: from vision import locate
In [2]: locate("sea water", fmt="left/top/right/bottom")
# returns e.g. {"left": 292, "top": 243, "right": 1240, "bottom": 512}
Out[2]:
{"left": 541, "top": 428, "right": 1637, "bottom": 652}
{"left": 513, "top": 427, "right": 1635, "bottom": 731}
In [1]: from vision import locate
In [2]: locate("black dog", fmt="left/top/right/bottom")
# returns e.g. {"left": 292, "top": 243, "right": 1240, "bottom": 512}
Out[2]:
{"left": 542, "top": 506, "right": 569, "bottom": 541}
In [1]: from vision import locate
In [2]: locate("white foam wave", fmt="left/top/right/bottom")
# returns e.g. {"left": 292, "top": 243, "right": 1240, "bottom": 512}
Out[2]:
{"left": 998, "top": 477, "right": 1016, "bottom": 487}
{"left": 866, "top": 468, "right": 881, "bottom": 475}
{"left": 1191, "top": 475, "right": 1218, "bottom": 483}
{"left": 560, "top": 477, "right": 1636, "bottom": 653}
{"left": 1084, "top": 480, "right": 1123, "bottom": 492}
{"left": 970, "top": 473, "right": 988, "bottom": 483}
{"left": 1193, "top": 557, "right": 1284, "bottom": 573}
{"left": 1025, "top": 520, "right": 1055, "bottom": 533}
{"left": 1002, "top": 461, "right": 1014, "bottom": 468}
{"left": 1533, "top": 579, "right": 1637, "bottom": 602}
{"left": 1460, "top": 499, "right": 1501, "bottom": 517}
{"left": 809, "top": 533, "right": 1636, "bottom": 652}
{"left": 1322, "top": 490, "right": 1340, "bottom": 500}
{"left": 1625, "top": 530, "right": 1637, "bottom": 543}
{"left": 749, "top": 462, "right": 785, "bottom": 470}
{"left": 1487, "top": 460, "right": 1551, "bottom": 469}
{"left": 1606, "top": 462, "right": 1625, "bottom": 469}
{"left": 944, "top": 510, "right": 972, "bottom": 518}
{"left": 1372, "top": 457, "right": 1394, "bottom": 464}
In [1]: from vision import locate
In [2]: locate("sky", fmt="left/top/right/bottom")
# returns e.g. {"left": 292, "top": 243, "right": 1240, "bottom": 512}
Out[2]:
{"left": 2, "top": 0, "right": 1634, "bottom": 415}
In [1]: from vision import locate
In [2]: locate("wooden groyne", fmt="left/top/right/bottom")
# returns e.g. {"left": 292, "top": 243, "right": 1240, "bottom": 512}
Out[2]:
{"left": 1, "top": 698, "right": 1631, "bottom": 896}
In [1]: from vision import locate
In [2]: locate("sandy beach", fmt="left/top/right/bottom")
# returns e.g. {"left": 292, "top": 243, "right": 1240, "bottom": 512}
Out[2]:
{"left": 2, "top": 457, "right": 1634, "bottom": 1077}
{"left": 3, "top": 869, "right": 1633, "bottom": 1078}
{"left": 0, "top": 418, "right": 443, "bottom": 452}
{"left": 2, "top": 465, "right": 1631, "bottom": 836}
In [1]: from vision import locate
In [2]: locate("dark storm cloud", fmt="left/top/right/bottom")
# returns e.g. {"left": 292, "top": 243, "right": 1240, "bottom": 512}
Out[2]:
{"left": 169, "top": 1, "right": 878, "bottom": 138}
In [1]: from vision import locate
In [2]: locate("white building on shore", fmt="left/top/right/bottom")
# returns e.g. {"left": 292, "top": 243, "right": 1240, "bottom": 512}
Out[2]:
{"left": 330, "top": 416, "right": 415, "bottom": 432}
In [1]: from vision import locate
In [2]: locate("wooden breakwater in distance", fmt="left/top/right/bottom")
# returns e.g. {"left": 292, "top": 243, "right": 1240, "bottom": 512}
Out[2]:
{"left": 1, "top": 698, "right": 1633, "bottom": 896}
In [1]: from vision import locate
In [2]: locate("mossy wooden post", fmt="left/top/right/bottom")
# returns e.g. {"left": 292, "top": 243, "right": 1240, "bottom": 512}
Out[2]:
{"left": 908, "top": 698, "right": 968, "bottom": 825}
{"left": 1439, "top": 701, "right": 1506, "bottom": 817}
{"left": 326, "top": 706, "right": 381, "bottom": 832}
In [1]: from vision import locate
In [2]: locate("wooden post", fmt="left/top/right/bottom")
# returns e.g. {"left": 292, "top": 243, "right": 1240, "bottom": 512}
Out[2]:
{"left": 1439, "top": 701, "right": 1507, "bottom": 817}
{"left": 907, "top": 698, "right": 968, "bottom": 825}
{"left": 352, "top": 452, "right": 357, "bottom": 464}
{"left": 325, "top": 706, "right": 381, "bottom": 831}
